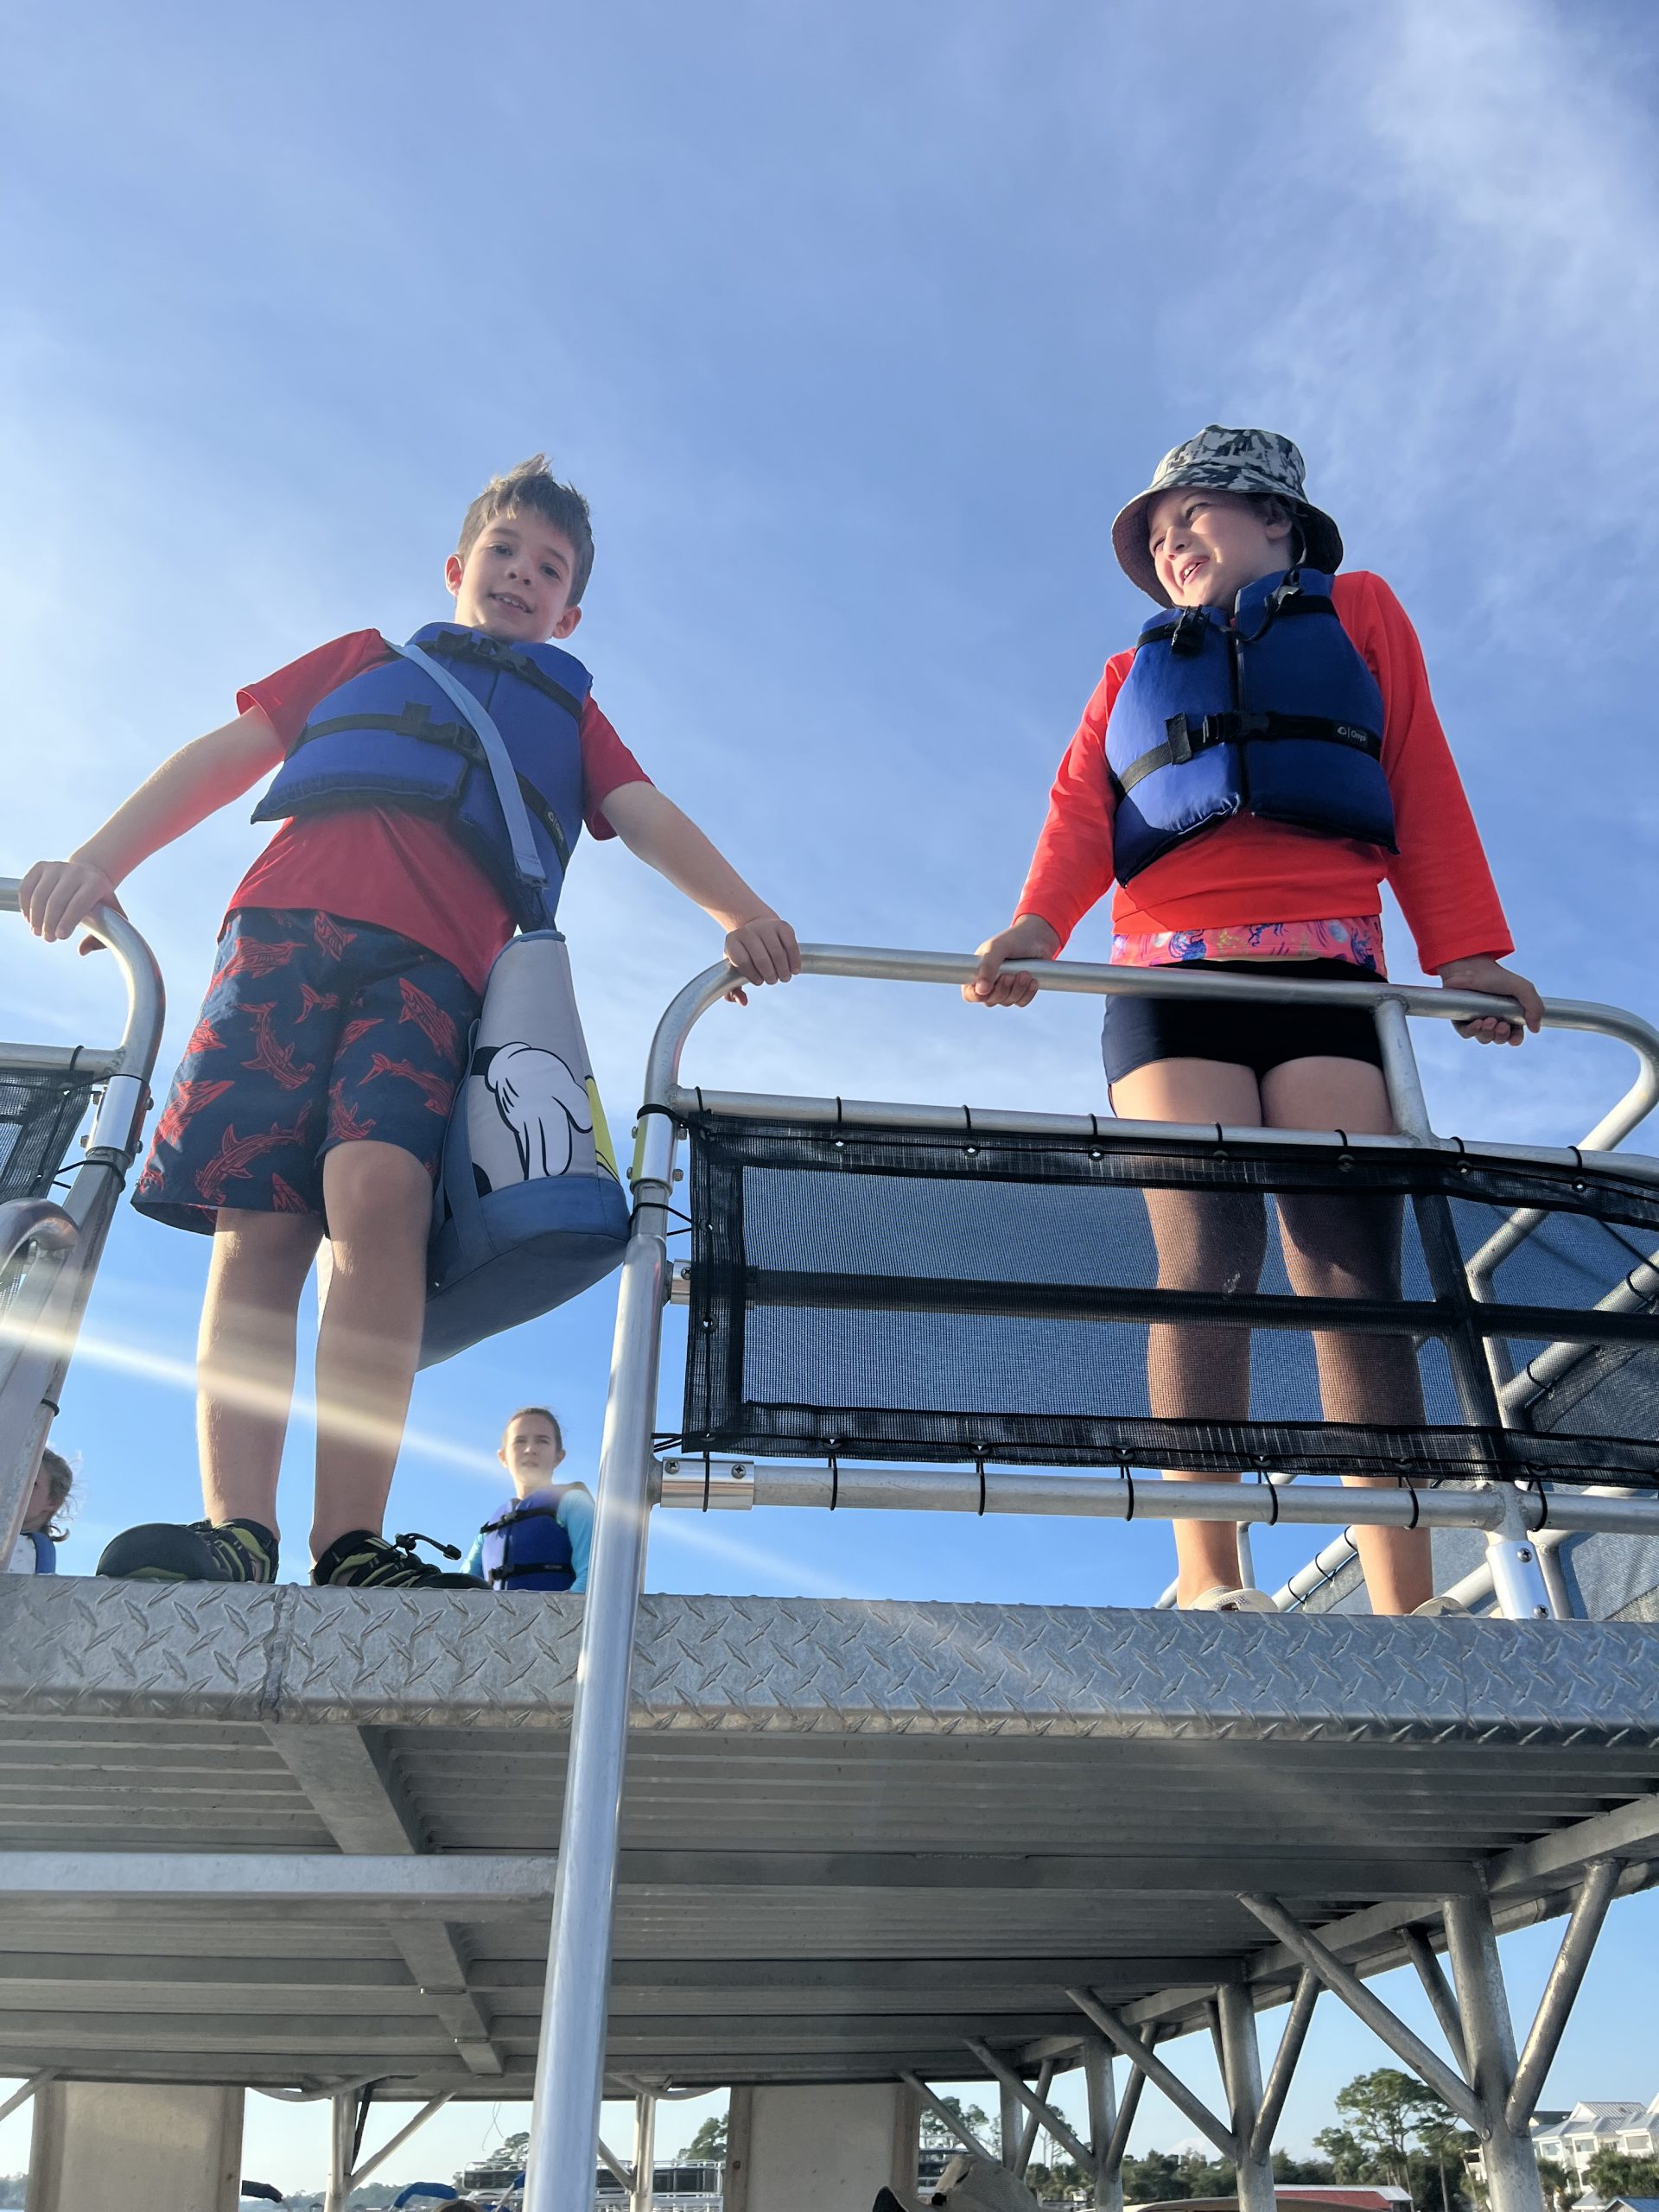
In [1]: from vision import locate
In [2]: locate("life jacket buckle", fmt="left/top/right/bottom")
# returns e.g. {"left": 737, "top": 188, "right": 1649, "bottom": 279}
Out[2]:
{"left": 1164, "top": 714, "right": 1194, "bottom": 765}
{"left": 1168, "top": 607, "right": 1210, "bottom": 659}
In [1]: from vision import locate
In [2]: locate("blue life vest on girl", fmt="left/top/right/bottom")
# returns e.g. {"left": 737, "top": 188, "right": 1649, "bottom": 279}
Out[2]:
{"left": 1106, "top": 569, "right": 1396, "bottom": 884}
{"left": 22, "top": 1531, "right": 54, "bottom": 1573}
{"left": 252, "top": 624, "right": 591, "bottom": 931}
{"left": 478, "top": 1486, "right": 576, "bottom": 1591}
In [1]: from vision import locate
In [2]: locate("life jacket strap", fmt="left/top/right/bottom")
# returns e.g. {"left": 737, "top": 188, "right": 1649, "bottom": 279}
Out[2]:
{"left": 1111, "top": 709, "right": 1382, "bottom": 800}
{"left": 423, "top": 628, "right": 588, "bottom": 721}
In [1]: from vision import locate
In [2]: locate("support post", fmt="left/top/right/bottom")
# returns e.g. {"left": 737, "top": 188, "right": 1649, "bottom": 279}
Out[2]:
{"left": 597, "top": 2137, "right": 636, "bottom": 2193}
{"left": 999, "top": 2080, "right": 1021, "bottom": 2171}
{"left": 1218, "top": 1982, "right": 1275, "bottom": 2212}
{"left": 1404, "top": 1925, "right": 1471, "bottom": 2078}
{"left": 901, "top": 2075, "right": 996, "bottom": 2164}
{"left": 1013, "top": 2059, "right": 1056, "bottom": 2177}
{"left": 0, "top": 2071, "right": 53, "bottom": 2125}
{"left": 967, "top": 2042, "right": 1096, "bottom": 2174}
{"left": 349, "top": 2096, "right": 454, "bottom": 2190}
{"left": 524, "top": 1116, "right": 675, "bottom": 2212}
{"left": 1084, "top": 2043, "right": 1122, "bottom": 2212}
{"left": 632, "top": 2088, "right": 658, "bottom": 2212}
{"left": 326, "top": 2088, "right": 355, "bottom": 2212}
{"left": 1249, "top": 1970, "right": 1319, "bottom": 2165}
{"left": 1065, "top": 1991, "right": 1238, "bottom": 2163}
{"left": 1505, "top": 1858, "right": 1620, "bottom": 2132}
{"left": 1443, "top": 1893, "right": 1545, "bottom": 2212}
{"left": 1100, "top": 2048, "right": 1150, "bottom": 2185}
{"left": 1237, "top": 1897, "right": 1481, "bottom": 2131}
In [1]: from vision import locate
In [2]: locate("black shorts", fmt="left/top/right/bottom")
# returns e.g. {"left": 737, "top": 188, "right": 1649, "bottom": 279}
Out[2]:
{"left": 1102, "top": 957, "right": 1386, "bottom": 1087}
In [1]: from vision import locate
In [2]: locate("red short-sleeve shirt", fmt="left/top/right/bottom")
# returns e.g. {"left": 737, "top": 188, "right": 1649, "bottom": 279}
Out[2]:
{"left": 227, "top": 630, "right": 650, "bottom": 994}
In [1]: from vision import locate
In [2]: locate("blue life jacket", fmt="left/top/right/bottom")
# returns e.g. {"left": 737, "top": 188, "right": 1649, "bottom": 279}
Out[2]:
{"left": 24, "top": 1531, "right": 54, "bottom": 1573}
{"left": 479, "top": 1486, "right": 575, "bottom": 1591}
{"left": 252, "top": 623, "right": 591, "bottom": 931}
{"left": 1106, "top": 569, "right": 1396, "bottom": 884}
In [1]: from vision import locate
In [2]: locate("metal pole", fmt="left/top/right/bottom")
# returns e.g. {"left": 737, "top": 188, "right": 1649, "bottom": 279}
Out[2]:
{"left": 524, "top": 1113, "right": 675, "bottom": 2212}
{"left": 999, "top": 2079, "right": 1021, "bottom": 2171}
{"left": 967, "top": 2043, "right": 1096, "bottom": 2174}
{"left": 1065, "top": 1991, "right": 1238, "bottom": 2163}
{"left": 1014, "top": 2057, "right": 1056, "bottom": 2177}
{"left": 901, "top": 2073, "right": 997, "bottom": 2163}
{"left": 1249, "top": 1970, "right": 1319, "bottom": 2163}
{"left": 0, "top": 2072, "right": 53, "bottom": 2126}
{"left": 1101, "top": 2054, "right": 1149, "bottom": 2184}
{"left": 1505, "top": 1859, "right": 1621, "bottom": 2133}
{"left": 597, "top": 2136, "right": 635, "bottom": 2192}
{"left": 632, "top": 2088, "right": 657, "bottom": 2212}
{"left": 1443, "top": 1893, "right": 1545, "bottom": 2212}
{"left": 1084, "top": 2043, "right": 1122, "bottom": 2212}
{"left": 349, "top": 2094, "right": 454, "bottom": 2188}
{"left": 1404, "top": 1926, "right": 1471, "bottom": 2078}
{"left": 1373, "top": 997, "right": 1434, "bottom": 1142}
{"left": 326, "top": 2088, "right": 354, "bottom": 2212}
{"left": 1236, "top": 1897, "right": 1482, "bottom": 2131}
{"left": 1218, "top": 1982, "right": 1275, "bottom": 2212}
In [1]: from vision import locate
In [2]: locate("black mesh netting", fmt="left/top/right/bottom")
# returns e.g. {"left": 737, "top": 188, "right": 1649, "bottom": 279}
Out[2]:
{"left": 0, "top": 1070, "right": 99, "bottom": 1205}
{"left": 678, "top": 1117, "right": 1659, "bottom": 1487}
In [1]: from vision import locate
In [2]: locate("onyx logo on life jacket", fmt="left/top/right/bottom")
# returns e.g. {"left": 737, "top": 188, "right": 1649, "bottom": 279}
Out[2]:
{"left": 478, "top": 1485, "right": 578, "bottom": 1591}
{"left": 1105, "top": 569, "right": 1396, "bottom": 883}
{"left": 252, "top": 623, "right": 592, "bottom": 931}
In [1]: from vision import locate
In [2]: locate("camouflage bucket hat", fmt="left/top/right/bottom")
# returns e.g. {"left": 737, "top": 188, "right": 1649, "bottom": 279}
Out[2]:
{"left": 1112, "top": 424, "right": 1344, "bottom": 605}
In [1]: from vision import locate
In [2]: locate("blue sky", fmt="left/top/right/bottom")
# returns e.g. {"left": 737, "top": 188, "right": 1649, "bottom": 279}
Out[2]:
{"left": 4, "top": 0, "right": 1659, "bottom": 2190}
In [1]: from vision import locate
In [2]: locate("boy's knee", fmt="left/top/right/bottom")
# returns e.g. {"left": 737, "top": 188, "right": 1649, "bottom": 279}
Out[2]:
{"left": 322, "top": 1139, "right": 433, "bottom": 1232}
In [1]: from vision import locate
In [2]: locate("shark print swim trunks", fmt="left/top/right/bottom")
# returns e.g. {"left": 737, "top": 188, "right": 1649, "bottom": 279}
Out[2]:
{"left": 134, "top": 907, "right": 480, "bottom": 1233}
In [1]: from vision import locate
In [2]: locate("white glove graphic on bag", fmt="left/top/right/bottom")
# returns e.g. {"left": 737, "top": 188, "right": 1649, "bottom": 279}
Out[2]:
{"left": 483, "top": 1042, "right": 594, "bottom": 1179}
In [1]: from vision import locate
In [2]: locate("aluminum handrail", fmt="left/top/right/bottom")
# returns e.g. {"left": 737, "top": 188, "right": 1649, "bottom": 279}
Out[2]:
{"left": 0, "top": 878, "right": 166, "bottom": 1567}
{"left": 639, "top": 944, "right": 1659, "bottom": 1157}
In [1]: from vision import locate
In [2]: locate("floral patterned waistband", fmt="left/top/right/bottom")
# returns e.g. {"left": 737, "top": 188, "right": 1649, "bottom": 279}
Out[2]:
{"left": 1109, "top": 917, "right": 1387, "bottom": 975}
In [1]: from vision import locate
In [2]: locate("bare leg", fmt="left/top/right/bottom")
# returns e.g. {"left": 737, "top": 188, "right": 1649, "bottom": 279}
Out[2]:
{"left": 1263, "top": 1057, "right": 1433, "bottom": 1616}
{"left": 1111, "top": 1059, "right": 1265, "bottom": 1606}
{"left": 199, "top": 1210, "right": 324, "bottom": 1534}
{"left": 310, "top": 1139, "right": 433, "bottom": 1560}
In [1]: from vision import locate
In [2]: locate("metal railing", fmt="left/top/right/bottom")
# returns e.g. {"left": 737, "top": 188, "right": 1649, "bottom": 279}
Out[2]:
{"left": 0, "top": 876, "right": 165, "bottom": 1563}
{"left": 523, "top": 945, "right": 1659, "bottom": 2212}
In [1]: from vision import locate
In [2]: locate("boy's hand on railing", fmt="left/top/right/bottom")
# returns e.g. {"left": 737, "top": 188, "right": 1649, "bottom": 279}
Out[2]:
{"left": 965, "top": 915, "right": 1061, "bottom": 1007}
{"left": 19, "top": 857, "right": 120, "bottom": 950}
{"left": 1438, "top": 955, "right": 1544, "bottom": 1046}
{"left": 722, "top": 914, "right": 801, "bottom": 1005}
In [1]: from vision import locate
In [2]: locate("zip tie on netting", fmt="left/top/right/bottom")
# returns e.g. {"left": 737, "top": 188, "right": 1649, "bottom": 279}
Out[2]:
{"left": 829, "top": 1449, "right": 840, "bottom": 1512}
{"left": 975, "top": 1450, "right": 988, "bottom": 1517}
{"left": 1121, "top": 1463, "right": 1135, "bottom": 1521}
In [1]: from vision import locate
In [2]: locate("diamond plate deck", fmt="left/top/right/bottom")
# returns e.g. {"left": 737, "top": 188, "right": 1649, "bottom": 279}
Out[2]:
{"left": 1, "top": 1580, "right": 1656, "bottom": 2094}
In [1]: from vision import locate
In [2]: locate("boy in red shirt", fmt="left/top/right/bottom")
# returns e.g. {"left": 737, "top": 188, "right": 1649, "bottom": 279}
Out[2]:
{"left": 23, "top": 456, "right": 798, "bottom": 1589}
{"left": 967, "top": 425, "right": 1541, "bottom": 1617}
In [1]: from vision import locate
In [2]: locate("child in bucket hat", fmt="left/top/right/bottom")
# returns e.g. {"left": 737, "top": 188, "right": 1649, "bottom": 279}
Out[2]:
{"left": 967, "top": 424, "right": 1541, "bottom": 1617}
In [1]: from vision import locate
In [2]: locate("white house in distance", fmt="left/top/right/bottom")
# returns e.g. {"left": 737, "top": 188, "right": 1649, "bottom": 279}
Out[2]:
{"left": 1533, "top": 2100, "right": 1659, "bottom": 2183}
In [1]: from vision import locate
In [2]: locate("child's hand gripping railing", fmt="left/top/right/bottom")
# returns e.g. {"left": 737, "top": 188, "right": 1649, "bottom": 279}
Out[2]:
{"left": 0, "top": 876, "right": 165, "bottom": 1564}
{"left": 524, "top": 944, "right": 1659, "bottom": 2212}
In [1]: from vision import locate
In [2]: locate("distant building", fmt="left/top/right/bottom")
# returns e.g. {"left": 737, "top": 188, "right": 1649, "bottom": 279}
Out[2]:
{"left": 1534, "top": 2100, "right": 1659, "bottom": 2183}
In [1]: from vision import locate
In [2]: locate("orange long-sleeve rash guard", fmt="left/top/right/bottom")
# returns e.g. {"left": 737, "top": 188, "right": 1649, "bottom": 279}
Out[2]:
{"left": 1015, "top": 570, "right": 1513, "bottom": 976}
